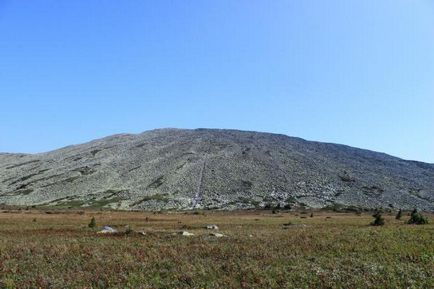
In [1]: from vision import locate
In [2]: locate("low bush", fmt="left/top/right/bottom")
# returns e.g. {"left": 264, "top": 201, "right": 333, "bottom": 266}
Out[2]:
{"left": 88, "top": 217, "right": 96, "bottom": 228}
{"left": 395, "top": 209, "right": 402, "bottom": 220}
{"left": 125, "top": 226, "right": 134, "bottom": 235}
{"left": 371, "top": 212, "right": 385, "bottom": 226}
{"left": 407, "top": 209, "right": 428, "bottom": 225}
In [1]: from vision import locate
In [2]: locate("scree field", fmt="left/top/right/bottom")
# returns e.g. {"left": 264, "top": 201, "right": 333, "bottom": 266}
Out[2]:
{"left": 0, "top": 209, "right": 432, "bottom": 289}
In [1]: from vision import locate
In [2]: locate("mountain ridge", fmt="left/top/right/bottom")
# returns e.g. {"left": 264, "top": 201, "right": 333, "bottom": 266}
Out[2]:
{"left": 2, "top": 128, "right": 431, "bottom": 164}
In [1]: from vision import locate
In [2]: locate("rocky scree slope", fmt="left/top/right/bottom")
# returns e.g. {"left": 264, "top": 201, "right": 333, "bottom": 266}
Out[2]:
{"left": 0, "top": 128, "right": 433, "bottom": 211}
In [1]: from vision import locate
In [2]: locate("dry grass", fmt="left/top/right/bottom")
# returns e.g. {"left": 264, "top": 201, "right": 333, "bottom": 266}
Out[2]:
{"left": 0, "top": 209, "right": 433, "bottom": 288}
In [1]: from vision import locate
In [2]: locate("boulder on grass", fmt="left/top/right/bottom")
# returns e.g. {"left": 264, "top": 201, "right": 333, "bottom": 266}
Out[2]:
{"left": 97, "top": 226, "right": 118, "bottom": 234}
{"left": 206, "top": 224, "right": 219, "bottom": 230}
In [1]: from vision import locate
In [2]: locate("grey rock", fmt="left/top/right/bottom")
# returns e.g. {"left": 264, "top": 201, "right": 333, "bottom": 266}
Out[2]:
{"left": 0, "top": 128, "right": 433, "bottom": 211}
{"left": 209, "top": 232, "right": 225, "bottom": 237}
{"left": 97, "top": 226, "right": 117, "bottom": 234}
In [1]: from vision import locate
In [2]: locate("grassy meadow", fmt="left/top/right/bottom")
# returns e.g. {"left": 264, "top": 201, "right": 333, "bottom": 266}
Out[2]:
{"left": 0, "top": 209, "right": 432, "bottom": 288}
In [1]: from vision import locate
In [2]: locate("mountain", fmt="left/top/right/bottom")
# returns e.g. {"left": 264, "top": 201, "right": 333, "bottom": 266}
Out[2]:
{"left": 0, "top": 128, "right": 433, "bottom": 211}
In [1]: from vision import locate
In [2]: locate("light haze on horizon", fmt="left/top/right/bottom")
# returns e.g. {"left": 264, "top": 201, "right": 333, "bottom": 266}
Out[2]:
{"left": 0, "top": 1, "right": 433, "bottom": 163}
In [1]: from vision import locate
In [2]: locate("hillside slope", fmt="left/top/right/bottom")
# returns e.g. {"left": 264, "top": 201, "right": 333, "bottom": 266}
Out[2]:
{"left": 0, "top": 128, "right": 433, "bottom": 211}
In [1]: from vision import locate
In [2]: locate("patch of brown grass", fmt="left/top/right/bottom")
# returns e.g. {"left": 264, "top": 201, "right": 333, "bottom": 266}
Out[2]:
{"left": 0, "top": 209, "right": 433, "bottom": 288}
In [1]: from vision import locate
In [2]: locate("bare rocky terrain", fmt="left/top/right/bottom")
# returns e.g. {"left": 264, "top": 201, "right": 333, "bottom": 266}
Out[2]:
{"left": 0, "top": 128, "right": 433, "bottom": 211}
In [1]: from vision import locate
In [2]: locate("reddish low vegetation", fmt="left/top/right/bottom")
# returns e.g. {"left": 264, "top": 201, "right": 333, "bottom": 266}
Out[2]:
{"left": 0, "top": 209, "right": 432, "bottom": 288}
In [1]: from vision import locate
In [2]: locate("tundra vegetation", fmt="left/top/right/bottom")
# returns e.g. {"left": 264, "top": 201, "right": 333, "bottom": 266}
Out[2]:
{"left": 407, "top": 208, "right": 429, "bottom": 225}
{"left": 370, "top": 211, "right": 385, "bottom": 226}
{"left": 395, "top": 209, "right": 402, "bottom": 220}
{"left": 0, "top": 208, "right": 432, "bottom": 288}
{"left": 88, "top": 216, "right": 96, "bottom": 229}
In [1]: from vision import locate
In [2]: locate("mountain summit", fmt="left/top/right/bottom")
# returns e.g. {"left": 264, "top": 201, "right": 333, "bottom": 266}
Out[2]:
{"left": 1, "top": 128, "right": 433, "bottom": 211}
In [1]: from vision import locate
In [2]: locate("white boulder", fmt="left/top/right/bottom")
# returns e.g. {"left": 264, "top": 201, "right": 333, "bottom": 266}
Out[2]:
{"left": 97, "top": 226, "right": 118, "bottom": 234}
{"left": 210, "top": 232, "right": 225, "bottom": 238}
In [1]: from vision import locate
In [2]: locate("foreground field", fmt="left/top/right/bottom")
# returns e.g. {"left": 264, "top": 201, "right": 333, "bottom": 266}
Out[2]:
{"left": 0, "top": 209, "right": 433, "bottom": 288}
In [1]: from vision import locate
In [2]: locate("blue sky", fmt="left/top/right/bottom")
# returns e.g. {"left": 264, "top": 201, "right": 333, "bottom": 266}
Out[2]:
{"left": 1, "top": 1, "right": 433, "bottom": 162}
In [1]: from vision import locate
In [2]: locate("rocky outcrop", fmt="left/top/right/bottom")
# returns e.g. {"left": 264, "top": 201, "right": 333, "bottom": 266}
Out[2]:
{"left": 0, "top": 128, "right": 433, "bottom": 211}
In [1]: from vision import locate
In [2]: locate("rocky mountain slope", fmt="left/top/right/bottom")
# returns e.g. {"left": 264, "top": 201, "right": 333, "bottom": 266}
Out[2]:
{"left": 0, "top": 128, "right": 433, "bottom": 211}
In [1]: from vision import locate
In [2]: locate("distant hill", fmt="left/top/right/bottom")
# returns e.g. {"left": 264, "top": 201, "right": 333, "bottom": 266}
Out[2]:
{"left": 0, "top": 128, "right": 433, "bottom": 211}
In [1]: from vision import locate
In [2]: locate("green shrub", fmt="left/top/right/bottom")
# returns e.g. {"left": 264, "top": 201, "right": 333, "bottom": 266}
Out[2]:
{"left": 395, "top": 209, "right": 402, "bottom": 220}
{"left": 125, "top": 226, "right": 134, "bottom": 235}
{"left": 88, "top": 217, "right": 96, "bottom": 228}
{"left": 407, "top": 209, "right": 428, "bottom": 225}
{"left": 371, "top": 212, "right": 385, "bottom": 226}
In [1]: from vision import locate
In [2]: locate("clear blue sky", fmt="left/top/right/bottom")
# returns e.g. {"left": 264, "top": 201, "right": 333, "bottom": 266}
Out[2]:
{"left": 1, "top": 1, "right": 433, "bottom": 162}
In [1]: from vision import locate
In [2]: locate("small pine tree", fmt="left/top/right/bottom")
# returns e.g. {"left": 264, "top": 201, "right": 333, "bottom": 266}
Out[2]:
{"left": 395, "top": 209, "right": 402, "bottom": 220}
{"left": 88, "top": 217, "right": 96, "bottom": 228}
{"left": 407, "top": 209, "right": 428, "bottom": 225}
{"left": 371, "top": 211, "right": 385, "bottom": 226}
